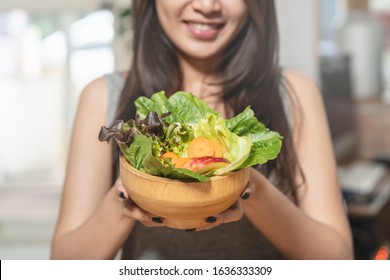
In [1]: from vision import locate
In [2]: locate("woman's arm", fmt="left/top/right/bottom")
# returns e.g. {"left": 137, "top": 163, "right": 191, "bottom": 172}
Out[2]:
{"left": 51, "top": 78, "right": 136, "bottom": 259}
{"left": 242, "top": 69, "right": 353, "bottom": 259}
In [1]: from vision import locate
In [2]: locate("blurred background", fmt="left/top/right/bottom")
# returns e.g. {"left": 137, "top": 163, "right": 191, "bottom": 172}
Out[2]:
{"left": 0, "top": 0, "right": 389, "bottom": 260}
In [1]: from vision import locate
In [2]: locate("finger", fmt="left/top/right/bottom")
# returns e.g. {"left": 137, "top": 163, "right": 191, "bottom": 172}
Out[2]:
{"left": 240, "top": 180, "right": 255, "bottom": 200}
{"left": 114, "top": 177, "right": 165, "bottom": 227}
{"left": 116, "top": 190, "right": 136, "bottom": 209}
{"left": 114, "top": 179, "right": 140, "bottom": 211}
{"left": 215, "top": 200, "right": 244, "bottom": 224}
{"left": 197, "top": 201, "right": 245, "bottom": 231}
{"left": 117, "top": 190, "right": 127, "bottom": 200}
{"left": 122, "top": 204, "right": 165, "bottom": 228}
{"left": 195, "top": 216, "right": 220, "bottom": 231}
{"left": 114, "top": 178, "right": 130, "bottom": 201}
{"left": 196, "top": 223, "right": 219, "bottom": 231}
{"left": 140, "top": 215, "right": 166, "bottom": 228}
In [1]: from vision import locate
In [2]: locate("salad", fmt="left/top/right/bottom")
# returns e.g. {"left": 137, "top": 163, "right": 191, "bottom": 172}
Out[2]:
{"left": 99, "top": 91, "right": 283, "bottom": 182}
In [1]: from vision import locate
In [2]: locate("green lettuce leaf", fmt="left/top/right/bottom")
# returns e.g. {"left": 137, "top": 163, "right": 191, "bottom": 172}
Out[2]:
{"left": 127, "top": 135, "right": 153, "bottom": 170}
{"left": 134, "top": 91, "right": 170, "bottom": 119}
{"left": 226, "top": 107, "right": 283, "bottom": 168}
{"left": 166, "top": 91, "right": 218, "bottom": 123}
{"left": 135, "top": 91, "right": 218, "bottom": 124}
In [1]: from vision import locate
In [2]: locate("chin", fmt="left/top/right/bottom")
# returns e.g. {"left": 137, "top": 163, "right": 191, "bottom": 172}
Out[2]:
{"left": 175, "top": 38, "right": 228, "bottom": 61}
{"left": 179, "top": 46, "right": 222, "bottom": 62}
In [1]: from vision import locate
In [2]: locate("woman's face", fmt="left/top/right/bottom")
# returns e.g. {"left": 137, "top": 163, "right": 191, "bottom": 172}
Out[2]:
{"left": 156, "top": 0, "right": 248, "bottom": 61}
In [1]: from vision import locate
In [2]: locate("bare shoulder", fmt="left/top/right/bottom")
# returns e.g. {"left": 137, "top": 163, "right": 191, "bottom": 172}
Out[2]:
{"left": 77, "top": 76, "right": 108, "bottom": 118}
{"left": 68, "top": 75, "right": 112, "bottom": 182}
{"left": 71, "top": 75, "right": 111, "bottom": 167}
{"left": 284, "top": 69, "right": 322, "bottom": 104}
{"left": 282, "top": 69, "right": 325, "bottom": 131}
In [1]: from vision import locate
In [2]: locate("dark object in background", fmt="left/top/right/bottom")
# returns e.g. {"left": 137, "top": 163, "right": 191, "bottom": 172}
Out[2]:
{"left": 320, "top": 55, "right": 390, "bottom": 259}
{"left": 320, "top": 54, "right": 359, "bottom": 164}
{"left": 320, "top": 54, "right": 381, "bottom": 260}
{"left": 374, "top": 157, "right": 390, "bottom": 168}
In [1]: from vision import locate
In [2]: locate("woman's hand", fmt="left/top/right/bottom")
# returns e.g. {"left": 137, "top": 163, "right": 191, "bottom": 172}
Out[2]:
{"left": 114, "top": 178, "right": 167, "bottom": 227}
{"left": 195, "top": 180, "right": 254, "bottom": 231}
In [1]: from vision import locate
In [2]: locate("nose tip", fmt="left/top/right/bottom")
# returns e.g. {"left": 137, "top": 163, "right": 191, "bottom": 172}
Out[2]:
{"left": 191, "top": 0, "right": 222, "bottom": 14}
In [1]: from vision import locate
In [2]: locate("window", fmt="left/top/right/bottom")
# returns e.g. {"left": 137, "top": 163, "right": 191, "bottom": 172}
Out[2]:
{"left": 0, "top": 8, "right": 115, "bottom": 183}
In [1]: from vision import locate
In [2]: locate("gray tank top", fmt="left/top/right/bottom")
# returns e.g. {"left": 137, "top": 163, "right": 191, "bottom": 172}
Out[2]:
{"left": 105, "top": 72, "right": 285, "bottom": 260}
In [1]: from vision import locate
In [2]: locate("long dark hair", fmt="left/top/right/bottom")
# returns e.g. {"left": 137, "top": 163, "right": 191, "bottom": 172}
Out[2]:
{"left": 113, "top": 0, "right": 303, "bottom": 196}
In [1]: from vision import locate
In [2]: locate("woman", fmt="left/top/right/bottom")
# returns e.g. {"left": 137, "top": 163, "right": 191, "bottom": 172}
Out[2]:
{"left": 51, "top": 0, "right": 353, "bottom": 259}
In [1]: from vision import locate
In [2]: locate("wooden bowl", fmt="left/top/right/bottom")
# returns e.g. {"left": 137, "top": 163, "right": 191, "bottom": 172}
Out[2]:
{"left": 119, "top": 155, "right": 250, "bottom": 229}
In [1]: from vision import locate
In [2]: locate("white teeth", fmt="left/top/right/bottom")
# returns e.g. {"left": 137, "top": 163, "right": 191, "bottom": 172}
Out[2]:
{"left": 190, "top": 23, "right": 216, "bottom": 31}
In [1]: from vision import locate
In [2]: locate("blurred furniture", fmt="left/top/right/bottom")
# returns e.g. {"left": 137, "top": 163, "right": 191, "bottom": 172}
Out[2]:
{"left": 347, "top": 99, "right": 390, "bottom": 259}
{"left": 355, "top": 99, "right": 390, "bottom": 160}
{"left": 337, "top": 0, "right": 384, "bottom": 99}
{"left": 345, "top": 168, "right": 390, "bottom": 259}
{"left": 320, "top": 55, "right": 390, "bottom": 259}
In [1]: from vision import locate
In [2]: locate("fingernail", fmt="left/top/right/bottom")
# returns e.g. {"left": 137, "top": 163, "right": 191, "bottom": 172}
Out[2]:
{"left": 185, "top": 228, "right": 196, "bottom": 232}
{"left": 151, "top": 217, "right": 163, "bottom": 224}
{"left": 205, "top": 216, "right": 217, "bottom": 223}
{"left": 118, "top": 191, "right": 127, "bottom": 199}
{"left": 241, "top": 192, "right": 250, "bottom": 199}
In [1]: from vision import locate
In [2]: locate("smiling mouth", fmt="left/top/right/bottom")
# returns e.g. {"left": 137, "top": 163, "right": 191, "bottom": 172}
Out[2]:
{"left": 185, "top": 21, "right": 225, "bottom": 32}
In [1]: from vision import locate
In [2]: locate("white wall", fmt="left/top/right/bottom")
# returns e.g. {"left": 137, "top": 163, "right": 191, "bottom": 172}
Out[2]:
{"left": 0, "top": 0, "right": 99, "bottom": 11}
{"left": 276, "top": 0, "right": 320, "bottom": 82}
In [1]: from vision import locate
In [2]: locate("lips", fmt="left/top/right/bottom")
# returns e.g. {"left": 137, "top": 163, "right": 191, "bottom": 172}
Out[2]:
{"left": 184, "top": 20, "right": 225, "bottom": 40}
{"left": 189, "top": 22, "right": 221, "bottom": 31}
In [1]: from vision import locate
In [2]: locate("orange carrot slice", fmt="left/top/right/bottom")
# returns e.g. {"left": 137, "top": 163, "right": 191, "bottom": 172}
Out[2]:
{"left": 161, "top": 152, "right": 180, "bottom": 161}
{"left": 174, "top": 157, "right": 190, "bottom": 168}
{"left": 161, "top": 152, "right": 190, "bottom": 168}
{"left": 210, "top": 139, "right": 223, "bottom": 158}
{"left": 187, "top": 137, "right": 215, "bottom": 158}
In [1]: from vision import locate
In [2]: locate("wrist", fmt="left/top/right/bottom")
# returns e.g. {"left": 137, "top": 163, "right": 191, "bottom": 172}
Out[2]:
{"left": 242, "top": 168, "right": 268, "bottom": 207}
